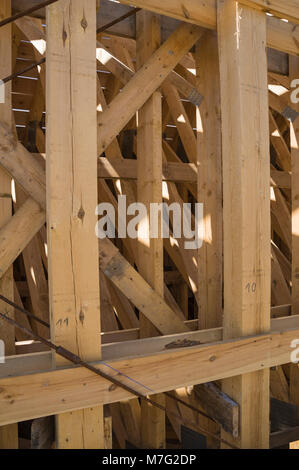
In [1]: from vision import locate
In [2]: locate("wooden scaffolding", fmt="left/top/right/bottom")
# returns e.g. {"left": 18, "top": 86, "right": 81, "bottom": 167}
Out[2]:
{"left": 0, "top": 0, "right": 298, "bottom": 449}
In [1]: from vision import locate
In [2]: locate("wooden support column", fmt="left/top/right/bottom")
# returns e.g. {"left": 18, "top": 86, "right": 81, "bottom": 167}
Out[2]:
{"left": 290, "top": 55, "right": 299, "bottom": 449}
{"left": 196, "top": 31, "right": 223, "bottom": 330}
{"left": 0, "top": 0, "right": 18, "bottom": 449}
{"left": 217, "top": 0, "right": 270, "bottom": 448}
{"left": 195, "top": 30, "right": 223, "bottom": 447}
{"left": 136, "top": 10, "right": 165, "bottom": 449}
{"left": 47, "top": 0, "right": 104, "bottom": 448}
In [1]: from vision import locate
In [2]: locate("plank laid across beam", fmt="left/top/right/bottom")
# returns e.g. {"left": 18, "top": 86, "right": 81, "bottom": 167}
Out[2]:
{"left": 0, "top": 316, "right": 298, "bottom": 426}
{"left": 117, "top": 0, "right": 299, "bottom": 55}
{"left": 3, "top": 315, "right": 299, "bottom": 380}
{"left": 11, "top": 305, "right": 296, "bottom": 363}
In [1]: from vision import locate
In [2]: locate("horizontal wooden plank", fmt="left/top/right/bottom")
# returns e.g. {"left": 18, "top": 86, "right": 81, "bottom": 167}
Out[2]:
{"left": 270, "top": 426, "right": 299, "bottom": 448}
{"left": 238, "top": 1, "right": 299, "bottom": 24}
{"left": 12, "top": 0, "right": 299, "bottom": 55}
{"left": 117, "top": 0, "right": 299, "bottom": 55}
{"left": 12, "top": 0, "right": 180, "bottom": 41}
{"left": 98, "top": 158, "right": 197, "bottom": 182}
{"left": 0, "top": 315, "right": 298, "bottom": 425}
{"left": 13, "top": 304, "right": 292, "bottom": 357}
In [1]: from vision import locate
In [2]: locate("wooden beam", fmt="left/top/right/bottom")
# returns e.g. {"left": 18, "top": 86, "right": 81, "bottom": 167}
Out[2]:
{"left": 97, "top": 41, "right": 203, "bottom": 105}
{"left": 46, "top": 0, "right": 104, "bottom": 449}
{"left": 11, "top": 0, "right": 299, "bottom": 54}
{"left": 14, "top": 307, "right": 293, "bottom": 358}
{"left": 0, "top": 199, "right": 45, "bottom": 279}
{"left": 194, "top": 383, "right": 239, "bottom": 437}
{"left": 12, "top": 0, "right": 181, "bottom": 42}
{"left": 117, "top": 0, "right": 299, "bottom": 55}
{"left": 14, "top": 188, "right": 48, "bottom": 338}
{"left": 0, "top": 0, "right": 18, "bottom": 448}
{"left": 270, "top": 397, "right": 299, "bottom": 430}
{"left": 97, "top": 22, "right": 203, "bottom": 154}
{"left": 271, "top": 426, "right": 299, "bottom": 448}
{"left": 4, "top": 314, "right": 299, "bottom": 378}
{"left": 218, "top": 0, "right": 271, "bottom": 448}
{"left": 290, "top": 54, "right": 299, "bottom": 449}
{"left": 162, "top": 81, "right": 197, "bottom": 164}
{"left": 196, "top": 31, "right": 222, "bottom": 330}
{"left": 271, "top": 168, "right": 291, "bottom": 189}
{"left": 0, "top": 317, "right": 298, "bottom": 426}
{"left": 271, "top": 186, "right": 292, "bottom": 251}
{"left": 238, "top": 1, "right": 299, "bottom": 24}
{"left": 98, "top": 158, "right": 197, "bottom": 183}
{"left": 194, "top": 28, "right": 223, "bottom": 447}
{"left": 136, "top": 10, "right": 165, "bottom": 448}
{"left": 291, "top": 56, "right": 299, "bottom": 317}
{"left": 271, "top": 245, "right": 291, "bottom": 305}
{"left": 100, "top": 238, "right": 188, "bottom": 334}
{"left": 0, "top": 123, "right": 46, "bottom": 209}
{"left": 269, "top": 110, "right": 291, "bottom": 172}
{"left": 0, "top": 201, "right": 188, "bottom": 337}
{"left": 266, "top": 15, "right": 299, "bottom": 56}
{"left": 31, "top": 417, "right": 54, "bottom": 449}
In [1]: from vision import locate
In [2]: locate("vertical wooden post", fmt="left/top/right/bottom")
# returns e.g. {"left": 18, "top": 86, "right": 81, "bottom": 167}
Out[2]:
{"left": 196, "top": 31, "right": 223, "bottom": 330}
{"left": 136, "top": 10, "right": 165, "bottom": 449}
{"left": 290, "top": 55, "right": 299, "bottom": 449}
{"left": 47, "top": 0, "right": 104, "bottom": 448}
{"left": 195, "top": 30, "right": 223, "bottom": 447}
{"left": 217, "top": 0, "right": 270, "bottom": 448}
{"left": 0, "top": 0, "right": 18, "bottom": 449}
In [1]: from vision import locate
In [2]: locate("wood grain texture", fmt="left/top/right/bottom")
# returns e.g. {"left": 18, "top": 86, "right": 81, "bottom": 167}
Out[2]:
{"left": 218, "top": 0, "right": 271, "bottom": 448}
{"left": 46, "top": 0, "right": 104, "bottom": 449}
{"left": 0, "top": 319, "right": 298, "bottom": 426}
{"left": 0, "top": 0, "right": 18, "bottom": 448}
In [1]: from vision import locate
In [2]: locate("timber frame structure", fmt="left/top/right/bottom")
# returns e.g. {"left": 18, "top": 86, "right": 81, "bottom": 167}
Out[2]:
{"left": 0, "top": 0, "right": 298, "bottom": 450}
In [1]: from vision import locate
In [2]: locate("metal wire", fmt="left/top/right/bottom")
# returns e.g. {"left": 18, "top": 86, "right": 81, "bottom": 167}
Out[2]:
{"left": 97, "top": 8, "right": 141, "bottom": 34}
{"left": 2, "top": 58, "right": 46, "bottom": 84}
{"left": 0, "top": 293, "right": 49, "bottom": 328}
